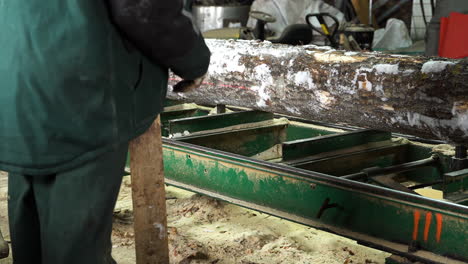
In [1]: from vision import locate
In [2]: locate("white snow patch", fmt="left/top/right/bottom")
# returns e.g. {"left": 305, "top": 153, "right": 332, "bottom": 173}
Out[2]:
{"left": 389, "top": 54, "right": 411, "bottom": 58}
{"left": 251, "top": 85, "right": 270, "bottom": 107}
{"left": 209, "top": 52, "right": 246, "bottom": 74}
{"left": 312, "top": 45, "right": 333, "bottom": 50}
{"left": 169, "top": 132, "right": 183, "bottom": 138}
{"left": 456, "top": 112, "right": 468, "bottom": 133}
{"left": 293, "top": 71, "right": 315, "bottom": 90}
{"left": 251, "top": 64, "right": 273, "bottom": 107}
{"left": 374, "top": 64, "right": 399, "bottom": 74}
{"left": 390, "top": 115, "right": 407, "bottom": 125}
{"left": 253, "top": 64, "right": 272, "bottom": 79}
{"left": 391, "top": 104, "right": 468, "bottom": 141}
{"left": 403, "top": 69, "right": 415, "bottom": 75}
{"left": 407, "top": 112, "right": 422, "bottom": 127}
{"left": 421, "top": 61, "right": 455, "bottom": 74}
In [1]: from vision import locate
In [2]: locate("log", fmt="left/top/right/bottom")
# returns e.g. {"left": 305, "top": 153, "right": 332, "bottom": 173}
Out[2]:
{"left": 168, "top": 39, "right": 468, "bottom": 145}
{"left": 130, "top": 116, "right": 169, "bottom": 264}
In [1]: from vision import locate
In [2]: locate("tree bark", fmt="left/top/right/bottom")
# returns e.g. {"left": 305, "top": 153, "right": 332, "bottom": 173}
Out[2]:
{"left": 168, "top": 39, "right": 468, "bottom": 144}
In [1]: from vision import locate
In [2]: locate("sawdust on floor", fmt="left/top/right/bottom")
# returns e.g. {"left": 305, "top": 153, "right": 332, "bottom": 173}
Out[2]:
{"left": 113, "top": 176, "right": 389, "bottom": 264}
{"left": 0, "top": 172, "right": 389, "bottom": 263}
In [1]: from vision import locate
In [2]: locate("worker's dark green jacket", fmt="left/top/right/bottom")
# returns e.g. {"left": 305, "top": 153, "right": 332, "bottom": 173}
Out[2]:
{"left": 0, "top": 0, "right": 210, "bottom": 175}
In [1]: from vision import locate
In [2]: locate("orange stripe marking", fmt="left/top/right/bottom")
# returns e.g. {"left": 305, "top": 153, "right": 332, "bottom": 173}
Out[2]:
{"left": 413, "top": 211, "right": 421, "bottom": 241}
{"left": 423, "top": 212, "right": 432, "bottom": 242}
{"left": 436, "top": 213, "right": 443, "bottom": 243}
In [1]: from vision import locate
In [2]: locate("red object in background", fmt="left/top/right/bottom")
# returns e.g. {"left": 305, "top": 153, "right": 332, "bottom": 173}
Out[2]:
{"left": 438, "top": 12, "right": 468, "bottom": 59}
{"left": 438, "top": 17, "right": 448, "bottom": 56}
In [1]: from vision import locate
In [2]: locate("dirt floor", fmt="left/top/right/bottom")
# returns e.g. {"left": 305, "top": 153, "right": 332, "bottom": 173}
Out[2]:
{"left": 0, "top": 172, "right": 390, "bottom": 263}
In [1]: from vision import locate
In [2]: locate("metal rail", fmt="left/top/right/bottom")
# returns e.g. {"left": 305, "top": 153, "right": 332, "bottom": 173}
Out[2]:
{"left": 342, "top": 156, "right": 440, "bottom": 180}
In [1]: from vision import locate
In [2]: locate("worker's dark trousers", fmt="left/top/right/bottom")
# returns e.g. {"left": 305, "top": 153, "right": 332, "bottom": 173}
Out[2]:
{"left": 8, "top": 143, "right": 128, "bottom": 264}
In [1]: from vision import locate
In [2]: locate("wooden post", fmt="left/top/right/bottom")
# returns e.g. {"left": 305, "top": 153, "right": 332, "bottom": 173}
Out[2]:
{"left": 130, "top": 116, "right": 169, "bottom": 264}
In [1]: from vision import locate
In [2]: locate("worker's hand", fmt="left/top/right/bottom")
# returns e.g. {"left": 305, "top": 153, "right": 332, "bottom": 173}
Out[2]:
{"left": 172, "top": 75, "right": 205, "bottom": 93}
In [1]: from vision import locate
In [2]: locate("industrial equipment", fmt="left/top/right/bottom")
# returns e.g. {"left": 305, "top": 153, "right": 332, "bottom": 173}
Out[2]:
{"left": 155, "top": 101, "right": 467, "bottom": 264}
{"left": 199, "top": 0, "right": 375, "bottom": 50}
{"left": 202, "top": 10, "right": 314, "bottom": 45}
{"left": 192, "top": 4, "right": 252, "bottom": 32}
{"left": 155, "top": 38, "right": 468, "bottom": 263}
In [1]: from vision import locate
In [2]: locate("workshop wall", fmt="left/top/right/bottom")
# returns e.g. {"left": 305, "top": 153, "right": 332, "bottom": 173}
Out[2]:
{"left": 411, "top": 0, "right": 435, "bottom": 40}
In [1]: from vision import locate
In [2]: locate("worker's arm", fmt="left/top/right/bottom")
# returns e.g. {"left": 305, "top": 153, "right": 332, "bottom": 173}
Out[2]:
{"left": 106, "top": 0, "right": 210, "bottom": 80}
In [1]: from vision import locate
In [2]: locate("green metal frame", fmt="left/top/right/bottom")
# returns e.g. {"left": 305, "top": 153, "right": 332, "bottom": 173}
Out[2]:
{"left": 282, "top": 130, "right": 392, "bottom": 160}
{"left": 162, "top": 140, "right": 468, "bottom": 263}
{"left": 169, "top": 110, "right": 274, "bottom": 135}
{"left": 136, "top": 102, "right": 468, "bottom": 263}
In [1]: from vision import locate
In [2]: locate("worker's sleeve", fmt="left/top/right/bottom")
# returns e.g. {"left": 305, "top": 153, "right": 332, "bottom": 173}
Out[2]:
{"left": 106, "top": 0, "right": 211, "bottom": 80}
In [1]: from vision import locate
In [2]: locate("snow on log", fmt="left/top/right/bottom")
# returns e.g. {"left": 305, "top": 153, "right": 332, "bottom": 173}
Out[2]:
{"left": 167, "top": 39, "right": 468, "bottom": 144}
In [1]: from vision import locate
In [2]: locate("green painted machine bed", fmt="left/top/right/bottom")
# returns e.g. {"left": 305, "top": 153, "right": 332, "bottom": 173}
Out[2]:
{"left": 135, "top": 101, "right": 468, "bottom": 263}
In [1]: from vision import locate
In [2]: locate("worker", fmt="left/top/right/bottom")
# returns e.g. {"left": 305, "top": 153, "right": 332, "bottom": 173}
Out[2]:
{"left": 0, "top": 1, "right": 210, "bottom": 263}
